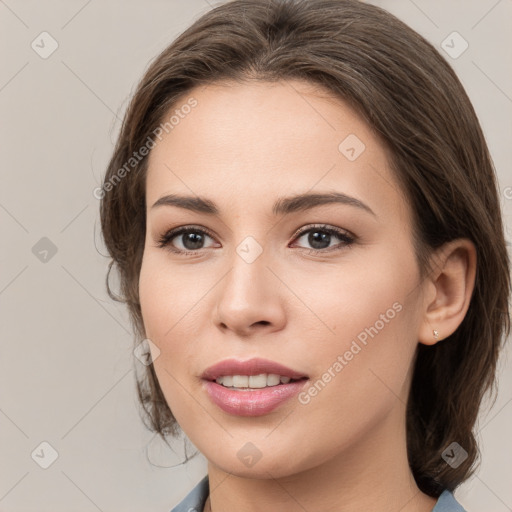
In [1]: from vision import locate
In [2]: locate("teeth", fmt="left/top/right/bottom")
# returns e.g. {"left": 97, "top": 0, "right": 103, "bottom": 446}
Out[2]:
{"left": 249, "top": 374, "right": 267, "bottom": 388}
{"left": 267, "top": 374, "right": 281, "bottom": 386}
{"left": 215, "top": 374, "right": 296, "bottom": 389}
{"left": 232, "top": 375, "right": 248, "bottom": 387}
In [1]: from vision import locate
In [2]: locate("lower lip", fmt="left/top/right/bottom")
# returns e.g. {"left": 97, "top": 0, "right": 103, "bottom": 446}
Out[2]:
{"left": 203, "top": 379, "right": 308, "bottom": 416}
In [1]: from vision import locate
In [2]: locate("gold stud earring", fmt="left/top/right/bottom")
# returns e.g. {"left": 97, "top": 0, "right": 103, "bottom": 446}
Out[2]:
{"left": 433, "top": 329, "right": 439, "bottom": 340}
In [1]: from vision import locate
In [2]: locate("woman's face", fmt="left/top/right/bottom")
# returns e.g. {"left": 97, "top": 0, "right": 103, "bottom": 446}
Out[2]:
{"left": 139, "top": 80, "right": 429, "bottom": 477}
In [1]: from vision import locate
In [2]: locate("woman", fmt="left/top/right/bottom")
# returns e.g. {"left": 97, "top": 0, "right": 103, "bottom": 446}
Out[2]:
{"left": 99, "top": 0, "right": 511, "bottom": 510}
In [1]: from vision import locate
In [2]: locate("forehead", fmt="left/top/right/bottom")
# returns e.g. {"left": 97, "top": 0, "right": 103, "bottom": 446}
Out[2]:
{"left": 145, "top": 79, "right": 409, "bottom": 222}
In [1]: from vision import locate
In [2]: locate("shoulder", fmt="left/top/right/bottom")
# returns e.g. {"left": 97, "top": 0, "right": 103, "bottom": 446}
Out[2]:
{"left": 169, "top": 475, "right": 209, "bottom": 512}
{"left": 432, "top": 490, "right": 468, "bottom": 512}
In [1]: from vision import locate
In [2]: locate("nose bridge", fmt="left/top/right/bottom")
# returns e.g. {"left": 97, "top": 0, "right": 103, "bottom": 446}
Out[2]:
{"left": 221, "top": 237, "right": 271, "bottom": 306}
{"left": 214, "top": 236, "right": 286, "bottom": 334}
{"left": 222, "top": 220, "right": 271, "bottom": 289}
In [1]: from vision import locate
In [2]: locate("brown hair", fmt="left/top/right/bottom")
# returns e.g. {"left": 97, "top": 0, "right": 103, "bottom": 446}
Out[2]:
{"left": 99, "top": 0, "right": 511, "bottom": 498}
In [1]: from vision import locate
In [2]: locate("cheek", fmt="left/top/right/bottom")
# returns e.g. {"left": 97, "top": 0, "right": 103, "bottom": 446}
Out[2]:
{"left": 139, "top": 253, "right": 192, "bottom": 399}
{"left": 139, "top": 250, "right": 208, "bottom": 341}
{"left": 138, "top": 266, "right": 191, "bottom": 427}
{"left": 138, "top": 250, "right": 215, "bottom": 409}
{"left": 285, "top": 242, "right": 420, "bottom": 351}
{"left": 290, "top": 243, "right": 421, "bottom": 401}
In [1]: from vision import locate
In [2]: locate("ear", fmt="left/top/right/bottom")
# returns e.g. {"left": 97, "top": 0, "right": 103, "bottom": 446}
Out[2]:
{"left": 418, "top": 238, "right": 477, "bottom": 346}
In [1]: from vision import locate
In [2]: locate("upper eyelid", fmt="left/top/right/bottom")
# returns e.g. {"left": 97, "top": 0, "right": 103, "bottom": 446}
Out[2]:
{"left": 292, "top": 224, "right": 354, "bottom": 239}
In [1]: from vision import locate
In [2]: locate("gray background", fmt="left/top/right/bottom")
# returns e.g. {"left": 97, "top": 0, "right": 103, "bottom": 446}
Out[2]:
{"left": 0, "top": 0, "right": 511, "bottom": 510}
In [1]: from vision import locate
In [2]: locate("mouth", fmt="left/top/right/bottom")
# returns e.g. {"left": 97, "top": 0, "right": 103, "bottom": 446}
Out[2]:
{"left": 201, "top": 358, "right": 309, "bottom": 416}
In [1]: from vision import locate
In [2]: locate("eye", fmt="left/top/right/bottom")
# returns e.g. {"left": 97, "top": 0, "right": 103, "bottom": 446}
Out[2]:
{"left": 156, "top": 223, "right": 355, "bottom": 256}
{"left": 156, "top": 226, "right": 217, "bottom": 254}
{"left": 290, "top": 224, "right": 355, "bottom": 253}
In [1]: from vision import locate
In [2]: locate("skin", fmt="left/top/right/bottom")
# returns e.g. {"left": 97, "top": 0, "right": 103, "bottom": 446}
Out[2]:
{"left": 139, "top": 79, "right": 476, "bottom": 512}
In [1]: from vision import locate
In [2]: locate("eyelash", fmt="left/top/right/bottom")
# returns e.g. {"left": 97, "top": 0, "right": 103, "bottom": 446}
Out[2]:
{"left": 156, "top": 224, "right": 355, "bottom": 256}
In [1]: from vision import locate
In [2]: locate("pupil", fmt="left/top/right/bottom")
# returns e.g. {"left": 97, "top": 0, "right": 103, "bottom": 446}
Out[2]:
{"left": 309, "top": 231, "right": 330, "bottom": 249}
{"left": 183, "top": 232, "right": 203, "bottom": 250}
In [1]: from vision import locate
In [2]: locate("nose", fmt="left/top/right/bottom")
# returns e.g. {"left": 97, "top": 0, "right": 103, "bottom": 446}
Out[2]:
{"left": 213, "top": 249, "right": 287, "bottom": 337}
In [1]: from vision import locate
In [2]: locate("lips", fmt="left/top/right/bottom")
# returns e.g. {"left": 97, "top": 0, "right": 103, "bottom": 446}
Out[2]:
{"left": 201, "top": 358, "right": 309, "bottom": 417}
{"left": 201, "top": 357, "right": 308, "bottom": 381}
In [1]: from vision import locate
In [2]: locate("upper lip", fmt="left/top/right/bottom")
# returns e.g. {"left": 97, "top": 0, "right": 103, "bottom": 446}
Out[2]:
{"left": 201, "top": 357, "right": 308, "bottom": 381}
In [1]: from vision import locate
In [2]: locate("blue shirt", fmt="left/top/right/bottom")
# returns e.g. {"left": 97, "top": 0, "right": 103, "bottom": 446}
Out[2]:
{"left": 170, "top": 475, "right": 467, "bottom": 511}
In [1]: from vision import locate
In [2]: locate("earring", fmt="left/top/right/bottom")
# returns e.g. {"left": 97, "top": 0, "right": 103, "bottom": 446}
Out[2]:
{"left": 433, "top": 329, "right": 439, "bottom": 340}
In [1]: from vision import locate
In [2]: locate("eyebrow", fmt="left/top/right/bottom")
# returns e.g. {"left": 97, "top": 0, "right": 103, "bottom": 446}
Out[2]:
{"left": 151, "top": 191, "right": 376, "bottom": 217}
